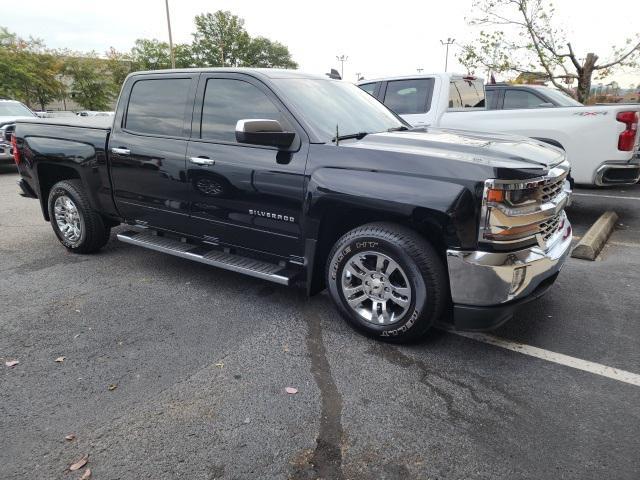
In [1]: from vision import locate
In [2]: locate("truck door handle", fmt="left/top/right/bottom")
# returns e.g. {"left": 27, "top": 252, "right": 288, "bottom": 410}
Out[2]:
{"left": 189, "top": 156, "right": 215, "bottom": 166}
{"left": 111, "top": 147, "right": 131, "bottom": 156}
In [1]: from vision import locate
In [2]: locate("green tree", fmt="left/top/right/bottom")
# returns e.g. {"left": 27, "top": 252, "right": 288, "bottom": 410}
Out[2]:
{"left": 106, "top": 47, "right": 134, "bottom": 91}
{"left": 64, "top": 55, "right": 114, "bottom": 110}
{"left": 192, "top": 11, "right": 250, "bottom": 67}
{"left": 458, "top": 0, "right": 640, "bottom": 102}
{"left": 174, "top": 43, "right": 197, "bottom": 68}
{"left": 191, "top": 11, "right": 296, "bottom": 68}
{"left": 29, "top": 51, "right": 65, "bottom": 110}
{"left": 130, "top": 38, "right": 172, "bottom": 70}
{"left": 0, "top": 27, "right": 65, "bottom": 109}
{"left": 243, "top": 36, "right": 297, "bottom": 68}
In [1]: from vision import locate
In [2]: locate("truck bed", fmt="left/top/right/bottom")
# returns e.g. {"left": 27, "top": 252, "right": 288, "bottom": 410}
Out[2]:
{"left": 14, "top": 117, "right": 117, "bottom": 220}
{"left": 17, "top": 116, "right": 113, "bottom": 130}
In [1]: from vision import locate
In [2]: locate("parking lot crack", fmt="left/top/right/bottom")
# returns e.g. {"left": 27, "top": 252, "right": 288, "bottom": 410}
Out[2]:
{"left": 367, "top": 344, "right": 504, "bottom": 420}
{"left": 293, "top": 306, "right": 344, "bottom": 480}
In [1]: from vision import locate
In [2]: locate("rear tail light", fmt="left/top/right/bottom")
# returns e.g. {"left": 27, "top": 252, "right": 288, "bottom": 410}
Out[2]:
{"left": 11, "top": 134, "right": 20, "bottom": 165}
{"left": 616, "top": 111, "right": 638, "bottom": 151}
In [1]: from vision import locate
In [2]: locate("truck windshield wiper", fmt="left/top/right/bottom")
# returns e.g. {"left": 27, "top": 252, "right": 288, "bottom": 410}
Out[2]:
{"left": 387, "top": 126, "right": 410, "bottom": 132}
{"left": 332, "top": 131, "right": 369, "bottom": 143}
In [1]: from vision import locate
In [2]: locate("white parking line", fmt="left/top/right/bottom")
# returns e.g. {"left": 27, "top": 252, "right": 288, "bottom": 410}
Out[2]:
{"left": 572, "top": 192, "right": 640, "bottom": 201}
{"left": 455, "top": 331, "right": 640, "bottom": 387}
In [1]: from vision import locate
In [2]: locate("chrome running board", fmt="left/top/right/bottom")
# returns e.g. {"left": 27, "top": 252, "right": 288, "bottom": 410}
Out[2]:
{"left": 117, "top": 230, "right": 294, "bottom": 285}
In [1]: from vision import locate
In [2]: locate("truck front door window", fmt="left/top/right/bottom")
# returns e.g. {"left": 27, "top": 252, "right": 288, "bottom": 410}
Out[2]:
{"left": 503, "top": 90, "right": 547, "bottom": 109}
{"left": 125, "top": 78, "right": 191, "bottom": 136}
{"left": 201, "top": 79, "right": 289, "bottom": 143}
{"left": 383, "top": 79, "right": 434, "bottom": 115}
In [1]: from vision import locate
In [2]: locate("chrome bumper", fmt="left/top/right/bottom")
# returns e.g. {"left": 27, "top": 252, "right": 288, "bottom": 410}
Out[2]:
{"left": 594, "top": 159, "right": 640, "bottom": 186}
{"left": 446, "top": 215, "right": 572, "bottom": 307}
{"left": 0, "top": 142, "right": 13, "bottom": 162}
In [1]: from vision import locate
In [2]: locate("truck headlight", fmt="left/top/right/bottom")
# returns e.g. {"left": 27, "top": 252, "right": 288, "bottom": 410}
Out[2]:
{"left": 479, "top": 164, "right": 570, "bottom": 246}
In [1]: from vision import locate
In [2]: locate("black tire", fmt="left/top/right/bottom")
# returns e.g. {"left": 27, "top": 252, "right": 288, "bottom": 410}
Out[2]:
{"left": 47, "top": 179, "right": 111, "bottom": 253}
{"left": 326, "top": 222, "right": 447, "bottom": 343}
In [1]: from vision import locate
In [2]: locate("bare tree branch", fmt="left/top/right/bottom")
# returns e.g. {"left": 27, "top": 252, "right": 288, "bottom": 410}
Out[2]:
{"left": 595, "top": 40, "right": 640, "bottom": 70}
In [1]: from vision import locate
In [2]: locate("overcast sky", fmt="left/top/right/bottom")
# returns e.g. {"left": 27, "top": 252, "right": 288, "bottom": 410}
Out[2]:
{"left": 3, "top": 0, "right": 639, "bottom": 87}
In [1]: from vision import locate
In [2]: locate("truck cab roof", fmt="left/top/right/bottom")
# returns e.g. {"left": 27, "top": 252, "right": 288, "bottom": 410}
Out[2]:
{"left": 128, "top": 67, "right": 327, "bottom": 81}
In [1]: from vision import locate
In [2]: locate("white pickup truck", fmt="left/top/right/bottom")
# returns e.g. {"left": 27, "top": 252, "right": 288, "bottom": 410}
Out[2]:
{"left": 358, "top": 74, "right": 640, "bottom": 186}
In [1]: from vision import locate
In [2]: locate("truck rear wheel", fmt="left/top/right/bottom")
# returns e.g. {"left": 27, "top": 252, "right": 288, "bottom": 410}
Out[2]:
{"left": 47, "top": 179, "right": 111, "bottom": 253}
{"left": 326, "top": 222, "right": 447, "bottom": 343}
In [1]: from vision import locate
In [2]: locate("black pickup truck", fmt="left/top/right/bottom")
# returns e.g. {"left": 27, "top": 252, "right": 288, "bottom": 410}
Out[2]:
{"left": 13, "top": 68, "right": 573, "bottom": 342}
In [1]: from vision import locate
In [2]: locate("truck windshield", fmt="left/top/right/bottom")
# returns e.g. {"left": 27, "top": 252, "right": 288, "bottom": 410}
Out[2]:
{"left": 0, "top": 102, "right": 34, "bottom": 117}
{"left": 540, "top": 87, "right": 583, "bottom": 107}
{"left": 274, "top": 78, "right": 406, "bottom": 142}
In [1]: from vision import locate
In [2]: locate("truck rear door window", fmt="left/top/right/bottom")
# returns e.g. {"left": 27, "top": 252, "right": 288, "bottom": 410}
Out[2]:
{"left": 125, "top": 78, "right": 191, "bottom": 136}
{"left": 449, "top": 79, "right": 485, "bottom": 108}
{"left": 201, "top": 79, "right": 288, "bottom": 143}
{"left": 383, "top": 79, "right": 434, "bottom": 114}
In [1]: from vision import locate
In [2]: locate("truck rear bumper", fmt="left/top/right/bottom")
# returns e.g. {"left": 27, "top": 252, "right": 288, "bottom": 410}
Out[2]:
{"left": 444, "top": 216, "right": 572, "bottom": 331}
{"left": 594, "top": 158, "right": 640, "bottom": 186}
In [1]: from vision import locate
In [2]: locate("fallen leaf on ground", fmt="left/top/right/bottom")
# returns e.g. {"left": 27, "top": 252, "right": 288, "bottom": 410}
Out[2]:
{"left": 5, "top": 360, "right": 19, "bottom": 367}
{"left": 69, "top": 455, "right": 88, "bottom": 471}
{"left": 80, "top": 468, "right": 92, "bottom": 479}
{"left": 285, "top": 387, "right": 298, "bottom": 394}
{"left": 215, "top": 362, "right": 224, "bottom": 368}
{"left": 64, "top": 434, "right": 76, "bottom": 441}
{"left": 55, "top": 356, "right": 66, "bottom": 363}
{"left": 108, "top": 384, "right": 117, "bottom": 391}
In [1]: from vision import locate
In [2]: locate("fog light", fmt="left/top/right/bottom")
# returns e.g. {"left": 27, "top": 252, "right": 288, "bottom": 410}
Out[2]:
{"left": 510, "top": 266, "right": 527, "bottom": 295}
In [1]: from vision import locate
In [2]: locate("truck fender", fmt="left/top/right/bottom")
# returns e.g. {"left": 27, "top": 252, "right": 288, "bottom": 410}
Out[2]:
{"left": 25, "top": 135, "right": 112, "bottom": 220}
{"left": 303, "top": 168, "right": 477, "bottom": 294}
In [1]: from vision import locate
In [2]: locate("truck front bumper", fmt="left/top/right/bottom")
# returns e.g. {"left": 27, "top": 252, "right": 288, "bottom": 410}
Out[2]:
{"left": 445, "top": 215, "right": 572, "bottom": 331}
{"left": 0, "top": 142, "right": 14, "bottom": 164}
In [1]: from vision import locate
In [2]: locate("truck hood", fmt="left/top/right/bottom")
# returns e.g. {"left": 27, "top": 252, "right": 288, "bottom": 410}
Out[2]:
{"left": 343, "top": 127, "right": 565, "bottom": 171}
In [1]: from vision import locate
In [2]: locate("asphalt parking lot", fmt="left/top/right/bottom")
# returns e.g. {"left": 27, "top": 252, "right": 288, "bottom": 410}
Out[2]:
{"left": 1, "top": 164, "right": 639, "bottom": 480}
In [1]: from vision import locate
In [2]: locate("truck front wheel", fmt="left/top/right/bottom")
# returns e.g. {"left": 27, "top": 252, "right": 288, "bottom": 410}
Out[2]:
{"left": 47, "top": 179, "right": 111, "bottom": 253}
{"left": 326, "top": 222, "right": 447, "bottom": 343}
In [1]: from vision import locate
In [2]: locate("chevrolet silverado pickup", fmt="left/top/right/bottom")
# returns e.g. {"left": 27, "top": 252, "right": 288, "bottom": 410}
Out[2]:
{"left": 359, "top": 74, "right": 640, "bottom": 186}
{"left": 13, "top": 68, "right": 572, "bottom": 342}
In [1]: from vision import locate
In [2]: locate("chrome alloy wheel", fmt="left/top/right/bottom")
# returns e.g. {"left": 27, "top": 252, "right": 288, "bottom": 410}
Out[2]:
{"left": 341, "top": 250, "right": 412, "bottom": 325}
{"left": 53, "top": 195, "right": 82, "bottom": 243}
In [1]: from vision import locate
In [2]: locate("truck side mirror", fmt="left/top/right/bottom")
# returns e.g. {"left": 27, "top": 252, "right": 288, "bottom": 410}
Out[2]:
{"left": 235, "top": 119, "right": 295, "bottom": 148}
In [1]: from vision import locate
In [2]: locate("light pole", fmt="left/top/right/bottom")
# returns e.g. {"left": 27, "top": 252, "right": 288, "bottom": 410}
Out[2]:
{"left": 336, "top": 55, "right": 348, "bottom": 79}
{"left": 416, "top": 67, "right": 424, "bottom": 74}
{"left": 165, "top": 0, "right": 176, "bottom": 69}
{"left": 440, "top": 37, "right": 455, "bottom": 72}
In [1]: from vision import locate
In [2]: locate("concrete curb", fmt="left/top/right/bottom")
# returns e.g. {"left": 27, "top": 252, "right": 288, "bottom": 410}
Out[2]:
{"left": 571, "top": 211, "right": 618, "bottom": 261}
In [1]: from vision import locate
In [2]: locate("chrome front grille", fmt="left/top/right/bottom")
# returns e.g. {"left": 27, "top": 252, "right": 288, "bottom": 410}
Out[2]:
{"left": 539, "top": 176, "right": 566, "bottom": 203}
{"left": 540, "top": 215, "right": 561, "bottom": 242}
